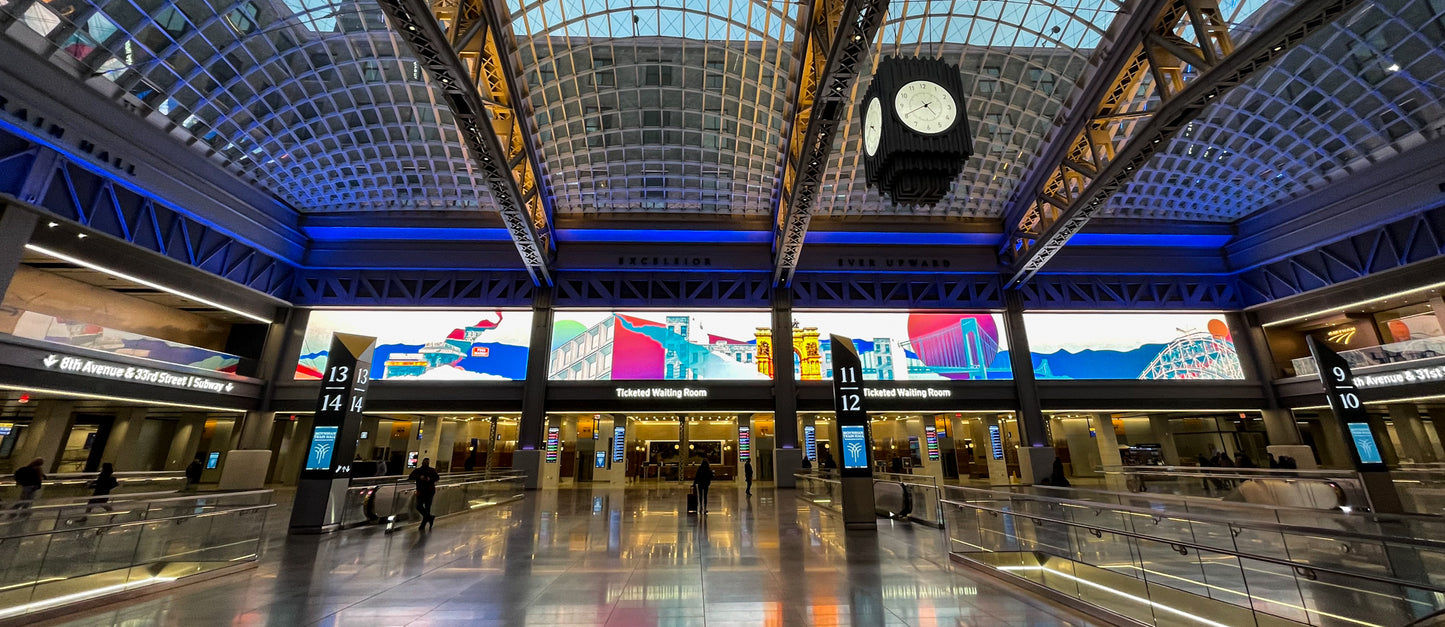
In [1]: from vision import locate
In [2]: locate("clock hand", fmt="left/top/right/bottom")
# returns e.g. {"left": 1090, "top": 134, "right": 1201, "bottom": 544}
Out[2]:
{"left": 907, "top": 101, "right": 934, "bottom": 115}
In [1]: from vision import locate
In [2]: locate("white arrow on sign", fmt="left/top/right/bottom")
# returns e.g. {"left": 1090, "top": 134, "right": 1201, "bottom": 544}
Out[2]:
{"left": 42, "top": 355, "right": 59, "bottom": 368}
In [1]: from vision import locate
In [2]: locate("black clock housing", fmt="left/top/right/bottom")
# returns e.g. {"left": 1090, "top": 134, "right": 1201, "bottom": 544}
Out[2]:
{"left": 862, "top": 56, "right": 973, "bottom": 207}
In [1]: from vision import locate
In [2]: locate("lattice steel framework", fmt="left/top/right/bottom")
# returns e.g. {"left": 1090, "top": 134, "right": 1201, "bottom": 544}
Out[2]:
{"left": 1105, "top": 0, "right": 1445, "bottom": 221}
{"left": 508, "top": 0, "right": 796, "bottom": 216}
{"left": 817, "top": 1, "right": 1123, "bottom": 221}
{"left": 0, "top": 0, "right": 485, "bottom": 212}
{"left": 292, "top": 269, "right": 536, "bottom": 305}
{"left": 1017, "top": 274, "right": 1243, "bottom": 309}
{"left": 768, "top": 0, "right": 886, "bottom": 285}
{"left": 790, "top": 273, "right": 1003, "bottom": 309}
{"left": 1001, "top": 0, "right": 1365, "bottom": 287}
{"left": 1236, "top": 202, "right": 1445, "bottom": 305}
{"left": 377, "top": 0, "right": 556, "bottom": 284}
{"left": 0, "top": 141, "right": 296, "bottom": 298}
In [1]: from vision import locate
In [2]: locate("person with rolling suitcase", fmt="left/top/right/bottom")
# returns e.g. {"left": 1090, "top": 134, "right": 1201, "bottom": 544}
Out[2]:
{"left": 692, "top": 460, "right": 713, "bottom": 514}
{"left": 686, "top": 484, "right": 698, "bottom": 514}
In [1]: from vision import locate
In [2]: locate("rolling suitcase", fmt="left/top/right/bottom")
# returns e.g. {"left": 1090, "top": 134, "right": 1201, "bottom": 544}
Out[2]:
{"left": 686, "top": 486, "right": 698, "bottom": 514}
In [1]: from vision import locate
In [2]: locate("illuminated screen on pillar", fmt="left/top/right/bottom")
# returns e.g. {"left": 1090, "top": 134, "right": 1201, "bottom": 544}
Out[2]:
{"left": 840, "top": 425, "right": 868, "bottom": 469}
{"left": 549, "top": 310, "right": 771, "bottom": 380}
{"left": 1021, "top": 313, "right": 1243, "bottom": 380}
{"left": 545, "top": 427, "right": 560, "bottom": 463}
{"left": 804, "top": 425, "right": 817, "bottom": 462}
{"left": 1348, "top": 423, "right": 1384, "bottom": 465}
{"left": 612, "top": 426, "right": 626, "bottom": 463}
{"left": 305, "top": 426, "right": 339, "bottom": 471}
{"left": 295, "top": 310, "right": 532, "bottom": 381}
{"left": 989, "top": 425, "right": 1004, "bottom": 460}
{"left": 790, "top": 312, "right": 1012, "bottom": 380}
{"left": 924, "top": 425, "right": 939, "bottom": 460}
{"left": 738, "top": 426, "right": 751, "bottom": 461}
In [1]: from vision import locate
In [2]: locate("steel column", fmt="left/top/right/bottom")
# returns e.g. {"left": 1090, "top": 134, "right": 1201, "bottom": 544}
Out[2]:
{"left": 770, "top": 0, "right": 889, "bottom": 285}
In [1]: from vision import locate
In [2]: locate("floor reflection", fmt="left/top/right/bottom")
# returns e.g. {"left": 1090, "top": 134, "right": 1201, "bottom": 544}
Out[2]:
{"left": 48, "top": 483, "right": 1101, "bottom": 626}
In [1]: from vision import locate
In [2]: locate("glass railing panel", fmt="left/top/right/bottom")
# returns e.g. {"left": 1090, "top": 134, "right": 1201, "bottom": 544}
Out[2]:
{"left": 1291, "top": 335, "right": 1445, "bottom": 376}
{"left": 1295, "top": 568, "right": 1444, "bottom": 627}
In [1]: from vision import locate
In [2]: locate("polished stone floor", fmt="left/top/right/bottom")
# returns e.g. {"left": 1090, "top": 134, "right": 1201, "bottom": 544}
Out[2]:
{"left": 47, "top": 484, "right": 1102, "bottom": 626}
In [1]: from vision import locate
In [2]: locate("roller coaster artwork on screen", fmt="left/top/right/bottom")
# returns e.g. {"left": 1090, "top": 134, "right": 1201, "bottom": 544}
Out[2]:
{"left": 295, "top": 310, "right": 533, "bottom": 381}
{"left": 1022, "top": 313, "right": 1244, "bottom": 380}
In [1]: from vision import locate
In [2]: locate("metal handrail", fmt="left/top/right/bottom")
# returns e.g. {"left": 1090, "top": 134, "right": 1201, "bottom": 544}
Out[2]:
{"left": 794, "top": 471, "right": 841, "bottom": 485}
{"left": 874, "top": 471, "right": 939, "bottom": 486}
{"left": 944, "top": 485, "right": 1445, "bottom": 553}
{"left": 0, "top": 503, "right": 275, "bottom": 540}
{"left": 942, "top": 497, "right": 1445, "bottom": 595}
{"left": 7, "top": 488, "right": 275, "bottom": 512}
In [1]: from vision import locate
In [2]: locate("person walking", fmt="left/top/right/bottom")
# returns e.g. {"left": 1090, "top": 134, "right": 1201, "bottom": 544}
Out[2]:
{"left": 89, "top": 463, "right": 120, "bottom": 506}
{"left": 184, "top": 458, "right": 203, "bottom": 491}
{"left": 409, "top": 457, "right": 440, "bottom": 530}
{"left": 693, "top": 460, "right": 713, "bottom": 514}
{"left": 744, "top": 459, "right": 753, "bottom": 497}
{"left": 14, "top": 458, "right": 45, "bottom": 506}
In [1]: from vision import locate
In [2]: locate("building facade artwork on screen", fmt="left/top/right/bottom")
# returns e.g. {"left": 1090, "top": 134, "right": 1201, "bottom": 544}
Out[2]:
{"left": 295, "top": 310, "right": 533, "bottom": 381}
{"left": 549, "top": 310, "right": 771, "bottom": 380}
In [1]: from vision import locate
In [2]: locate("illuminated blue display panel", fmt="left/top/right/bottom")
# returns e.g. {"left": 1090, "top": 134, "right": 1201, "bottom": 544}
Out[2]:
{"left": 306, "top": 426, "right": 339, "bottom": 471}
{"left": 841, "top": 425, "right": 868, "bottom": 470}
{"left": 1348, "top": 423, "right": 1384, "bottom": 465}
{"left": 804, "top": 425, "right": 817, "bottom": 462}
{"left": 297, "top": 310, "right": 532, "bottom": 381}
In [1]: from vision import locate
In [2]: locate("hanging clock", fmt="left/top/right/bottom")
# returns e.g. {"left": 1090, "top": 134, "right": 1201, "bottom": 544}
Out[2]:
{"left": 861, "top": 56, "right": 973, "bottom": 207}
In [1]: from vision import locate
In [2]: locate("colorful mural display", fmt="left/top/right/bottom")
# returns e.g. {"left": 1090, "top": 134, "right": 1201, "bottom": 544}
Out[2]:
{"left": 789, "top": 312, "right": 1012, "bottom": 380}
{"left": 9, "top": 310, "right": 240, "bottom": 372}
{"left": 1022, "top": 313, "right": 1243, "bottom": 380}
{"left": 549, "top": 311, "right": 771, "bottom": 380}
{"left": 295, "top": 310, "right": 532, "bottom": 381}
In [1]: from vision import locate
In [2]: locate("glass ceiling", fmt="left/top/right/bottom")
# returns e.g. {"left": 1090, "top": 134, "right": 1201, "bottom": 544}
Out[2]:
{"left": 509, "top": 0, "right": 795, "bottom": 216}
{"left": 1102, "top": 0, "right": 1445, "bottom": 222}
{"left": 1, "top": 0, "right": 488, "bottom": 213}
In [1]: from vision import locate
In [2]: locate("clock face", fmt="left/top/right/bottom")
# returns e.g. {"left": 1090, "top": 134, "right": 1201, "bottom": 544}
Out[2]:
{"left": 863, "top": 97, "right": 882, "bottom": 156}
{"left": 893, "top": 80, "right": 958, "bottom": 135}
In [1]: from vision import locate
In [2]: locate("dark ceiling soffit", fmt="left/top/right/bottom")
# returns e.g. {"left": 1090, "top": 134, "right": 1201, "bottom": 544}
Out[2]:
{"left": 0, "top": 37, "right": 306, "bottom": 263}
{"left": 375, "top": 0, "right": 555, "bottom": 286}
{"left": 996, "top": 0, "right": 1172, "bottom": 248}
{"left": 1226, "top": 138, "right": 1445, "bottom": 270}
{"left": 1003, "top": 0, "right": 1365, "bottom": 288}
{"left": 769, "top": 0, "right": 889, "bottom": 287}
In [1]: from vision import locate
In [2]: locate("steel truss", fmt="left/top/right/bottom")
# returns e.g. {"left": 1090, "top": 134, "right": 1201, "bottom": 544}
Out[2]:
{"left": 0, "top": 139, "right": 295, "bottom": 299}
{"left": 292, "top": 270, "right": 537, "bottom": 307}
{"left": 377, "top": 0, "right": 556, "bottom": 286}
{"left": 1236, "top": 203, "right": 1445, "bottom": 305}
{"left": 791, "top": 274, "right": 1003, "bottom": 309}
{"left": 1000, "top": 0, "right": 1364, "bottom": 288}
{"left": 771, "top": 0, "right": 889, "bottom": 286}
{"left": 1018, "top": 275, "right": 1242, "bottom": 310}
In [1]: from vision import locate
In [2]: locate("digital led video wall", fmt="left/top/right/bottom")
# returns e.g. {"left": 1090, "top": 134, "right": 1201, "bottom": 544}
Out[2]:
{"left": 1022, "top": 313, "right": 1243, "bottom": 380}
{"left": 295, "top": 310, "right": 533, "bottom": 381}
{"left": 549, "top": 310, "right": 771, "bottom": 380}
{"left": 789, "top": 312, "right": 1012, "bottom": 380}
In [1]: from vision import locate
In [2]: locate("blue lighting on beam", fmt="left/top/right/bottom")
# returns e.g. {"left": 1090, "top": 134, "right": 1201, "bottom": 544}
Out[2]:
{"left": 305, "top": 227, "right": 513, "bottom": 241}
{"left": 556, "top": 229, "right": 772, "bottom": 243}
{"left": 803, "top": 232, "right": 1002, "bottom": 245}
{"left": 1067, "top": 233, "right": 1234, "bottom": 247}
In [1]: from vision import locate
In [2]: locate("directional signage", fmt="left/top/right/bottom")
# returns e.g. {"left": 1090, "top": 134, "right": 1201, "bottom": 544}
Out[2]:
{"left": 829, "top": 334, "right": 872, "bottom": 479}
{"left": 924, "top": 425, "right": 940, "bottom": 461}
{"left": 302, "top": 333, "right": 375, "bottom": 479}
{"left": 804, "top": 425, "right": 817, "bottom": 464}
{"left": 545, "top": 427, "right": 560, "bottom": 463}
{"left": 738, "top": 426, "right": 751, "bottom": 462}
{"left": 1306, "top": 337, "right": 1385, "bottom": 471}
{"left": 612, "top": 425, "right": 626, "bottom": 463}
{"left": 41, "top": 353, "right": 236, "bottom": 393}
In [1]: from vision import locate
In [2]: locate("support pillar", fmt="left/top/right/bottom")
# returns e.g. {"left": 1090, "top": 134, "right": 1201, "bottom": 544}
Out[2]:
{"left": 236, "top": 308, "right": 309, "bottom": 450}
{"left": 164, "top": 414, "right": 205, "bottom": 471}
{"left": 772, "top": 288, "right": 804, "bottom": 487}
{"left": 975, "top": 415, "right": 1009, "bottom": 484}
{"left": 514, "top": 287, "right": 553, "bottom": 488}
{"left": 1427, "top": 406, "right": 1445, "bottom": 460}
{"left": 418, "top": 415, "right": 444, "bottom": 470}
{"left": 0, "top": 203, "right": 39, "bottom": 299}
{"left": 1228, "top": 312, "right": 1306, "bottom": 451}
{"left": 1002, "top": 290, "right": 1053, "bottom": 484}
{"left": 1092, "top": 415, "right": 1127, "bottom": 491}
{"left": 1388, "top": 404, "right": 1437, "bottom": 463}
{"left": 1147, "top": 415, "right": 1182, "bottom": 466}
{"left": 101, "top": 407, "right": 148, "bottom": 471}
{"left": 905, "top": 416, "right": 945, "bottom": 482}
{"left": 15, "top": 400, "right": 74, "bottom": 473}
